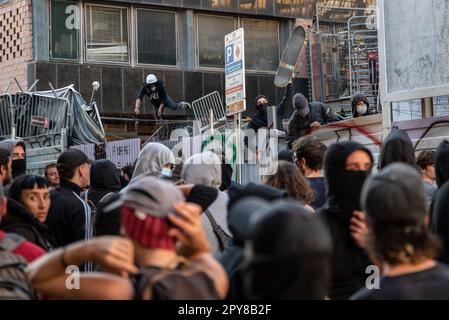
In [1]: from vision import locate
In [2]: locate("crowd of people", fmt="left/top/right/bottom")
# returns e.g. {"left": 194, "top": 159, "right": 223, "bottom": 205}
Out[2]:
{"left": 1, "top": 88, "right": 449, "bottom": 300}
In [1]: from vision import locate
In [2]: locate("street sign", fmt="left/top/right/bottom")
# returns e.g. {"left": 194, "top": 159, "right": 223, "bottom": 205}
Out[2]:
{"left": 225, "top": 28, "right": 246, "bottom": 116}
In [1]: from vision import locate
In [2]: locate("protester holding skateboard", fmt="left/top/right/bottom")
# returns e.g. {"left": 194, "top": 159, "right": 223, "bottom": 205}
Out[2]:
{"left": 135, "top": 74, "right": 189, "bottom": 117}
{"left": 247, "top": 81, "right": 293, "bottom": 132}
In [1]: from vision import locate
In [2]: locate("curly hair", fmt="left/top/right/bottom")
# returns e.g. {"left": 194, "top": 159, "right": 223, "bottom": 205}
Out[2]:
{"left": 416, "top": 150, "right": 436, "bottom": 170}
{"left": 263, "top": 161, "right": 314, "bottom": 205}
{"left": 292, "top": 136, "right": 327, "bottom": 171}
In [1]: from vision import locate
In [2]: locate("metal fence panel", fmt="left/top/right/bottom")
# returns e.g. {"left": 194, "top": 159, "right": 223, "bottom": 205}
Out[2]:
{"left": 13, "top": 93, "right": 70, "bottom": 139}
{"left": 26, "top": 130, "right": 68, "bottom": 176}
{"left": 192, "top": 91, "right": 228, "bottom": 132}
{"left": 0, "top": 94, "right": 13, "bottom": 140}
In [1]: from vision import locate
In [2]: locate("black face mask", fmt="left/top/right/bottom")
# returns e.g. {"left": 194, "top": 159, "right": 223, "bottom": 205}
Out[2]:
{"left": 256, "top": 102, "right": 268, "bottom": 115}
{"left": 327, "top": 168, "right": 369, "bottom": 212}
{"left": 11, "top": 159, "right": 26, "bottom": 179}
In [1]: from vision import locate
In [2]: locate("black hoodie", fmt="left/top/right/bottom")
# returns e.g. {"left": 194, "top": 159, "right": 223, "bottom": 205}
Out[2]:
{"left": 219, "top": 184, "right": 287, "bottom": 299}
{"left": 136, "top": 80, "right": 168, "bottom": 107}
{"left": 378, "top": 129, "right": 417, "bottom": 170}
{"left": 247, "top": 83, "right": 293, "bottom": 131}
{"left": 317, "top": 141, "right": 373, "bottom": 300}
{"left": 87, "top": 160, "right": 122, "bottom": 207}
{"left": 1, "top": 198, "right": 55, "bottom": 251}
{"left": 435, "top": 140, "right": 449, "bottom": 188}
{"left": 430, "top": 140, "right": 449, "bottom": 262}
{"left": 46, "top": 180, "right": 92, "bottom": 248}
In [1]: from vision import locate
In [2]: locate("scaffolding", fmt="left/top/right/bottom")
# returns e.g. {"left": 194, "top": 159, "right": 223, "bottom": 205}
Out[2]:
{"left": 308, "top": 5, "right": 379, "bottom": 113}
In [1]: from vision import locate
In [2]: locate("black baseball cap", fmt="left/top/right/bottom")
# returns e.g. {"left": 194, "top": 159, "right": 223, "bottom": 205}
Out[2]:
{"left": 361, "top": 163, "right": 427, "bottom": 226}
{"left": 57, "top": 149, "right": 94, "bottom": 169}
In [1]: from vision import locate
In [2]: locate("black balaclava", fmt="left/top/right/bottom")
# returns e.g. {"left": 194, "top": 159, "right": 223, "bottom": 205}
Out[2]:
{"left": 324, "top": 141, "right": 373, "bottom": 219}
{"left": 0, "top": 140, "right": 27, "bottom": 179}
{"left": 241, "top": 201, "right": 332, "bottom": 300}
{"left": 12, "top": 141, "right": 27, "bottom": 179}
{"left": 254, "top": 95, "right": 268, "bottom": 117}
{"left": 11, "top": 159, "right": 26, "bottom": 179}
{"left": 435, "top": 140, "right": 449, "bottom": 188}
{"left": 378, "top": 128, "right": 417, "bottom": 170}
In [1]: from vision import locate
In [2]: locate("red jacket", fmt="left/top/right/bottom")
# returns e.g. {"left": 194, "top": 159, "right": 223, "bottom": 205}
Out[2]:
{"left": 0, "top": 230, "right": 45, "bottom": 262}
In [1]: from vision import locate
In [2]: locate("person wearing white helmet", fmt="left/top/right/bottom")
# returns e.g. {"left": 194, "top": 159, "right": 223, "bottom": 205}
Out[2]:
{"left": 135, "top": 74, "right": 189, "bottom": 117}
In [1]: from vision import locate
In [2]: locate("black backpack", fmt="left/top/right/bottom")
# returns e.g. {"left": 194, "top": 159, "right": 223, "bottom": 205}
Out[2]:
{"left": 0, "top": 233, "right": 38, "bottom": 300}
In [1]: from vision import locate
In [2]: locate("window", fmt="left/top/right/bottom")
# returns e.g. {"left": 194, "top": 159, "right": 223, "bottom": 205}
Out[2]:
{"left": 85, "top": 4, "right": 129, "bottom": 63}
{"left": 50, "top": 0, "right": 79, "bottom": 60}
{"left": 136, "top": 9, "right": 177, "bottom": 66}
{"left": 197, "top": 15, "right": 236, "bottom": 68}
{"left": 242, "top": 19, "right": 280, "bottom": 72}
{"left": 433, "top": 96, "right": 449, "bottom": 117}
{"left": 391, "top": 100, "right": 422, "bottom": 121}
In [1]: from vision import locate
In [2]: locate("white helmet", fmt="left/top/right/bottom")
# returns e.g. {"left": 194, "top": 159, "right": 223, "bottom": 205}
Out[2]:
{"left": 146, "top": 74, "right": 157, "bottom": 84}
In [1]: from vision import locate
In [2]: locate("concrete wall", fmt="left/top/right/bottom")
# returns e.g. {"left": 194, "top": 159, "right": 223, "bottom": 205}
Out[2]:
{"left": 383, "top": 0, "right": 449, "bottom": 94}
{"left": 0, "top": 0, "right": 33, "bottom": 92}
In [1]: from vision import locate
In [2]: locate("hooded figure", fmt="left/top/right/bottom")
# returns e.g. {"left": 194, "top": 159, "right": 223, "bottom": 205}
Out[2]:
{"left": 87, "top": 160, "right": 122, "bottom": 207}
{"left": 351, "top": 93, "right": 371, "bottom": 118}
{"left": 181, "top": 151, "right": 231, "bottom": 257}
{"left": 241, "top": 200, "right": 332, "bottom": 300}
{"left": 219, "top": 184, "right": 287, "bottom": 299}
{"left": 317, "top": 141, "right": 373, "bottom": 300}
{"left": 378, "top": 129, "right": 417, "bottom": 170}
{"left": 286, "top": 95, "right": 340, "bottom": 148}
{"left": 131, "top": 143, "right": 175, "bottom": 183}
{"left": 434, "top": 140, "right": 449, "bottom": 188}
{"left": 220, "top": 163, "right": 234, "bottom": 191}
{"left": 0, "top": 139, "right": 27, "bottom": 179}
{"left": 430, "top": 140, "right": 449, "bottom": 262}
{"left": 247, "top": 83, "right": 293, "bottom": 131}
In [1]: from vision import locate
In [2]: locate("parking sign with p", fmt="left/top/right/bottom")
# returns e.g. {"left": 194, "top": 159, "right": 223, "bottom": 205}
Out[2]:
{"left": 225, "top": 44, "right": 234, "bottom": 64}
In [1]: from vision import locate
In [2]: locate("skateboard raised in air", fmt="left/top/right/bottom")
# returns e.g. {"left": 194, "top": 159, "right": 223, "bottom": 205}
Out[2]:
{"left": 274, "top": 26, "right": 306, "bottom": 88}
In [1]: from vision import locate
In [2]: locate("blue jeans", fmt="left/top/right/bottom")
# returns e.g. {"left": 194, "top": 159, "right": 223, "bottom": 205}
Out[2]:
{"left": 164, "top": 96, "right": 182, "bottom": 110}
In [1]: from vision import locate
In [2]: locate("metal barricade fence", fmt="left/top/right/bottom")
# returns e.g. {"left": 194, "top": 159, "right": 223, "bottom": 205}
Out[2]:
{"left": 191, "top": 91, "right": 229, "bottom": 132}
{"left": 0, "top": 94, "right": 13, "bottom": 140}
{"left": 12, "top": 93, "right": 70, "bottom": 139}
{"left": 2, "top": 91, "right": 71, "bottom": 175}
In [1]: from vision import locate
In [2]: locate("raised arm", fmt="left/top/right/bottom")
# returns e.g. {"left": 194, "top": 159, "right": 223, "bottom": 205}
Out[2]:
{"left": 277, "top": 82, "right": 294, "bottom": 120}
{"left": 26, "top": 237, "right": 138, "bottom": 300}
{"left": 167, "top": 202, "right": 229, "bottom": 298}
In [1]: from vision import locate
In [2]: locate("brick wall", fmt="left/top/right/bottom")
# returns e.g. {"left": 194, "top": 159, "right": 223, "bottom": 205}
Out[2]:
{"left": 0, "top": 0, "right": 32, "bottom": 92}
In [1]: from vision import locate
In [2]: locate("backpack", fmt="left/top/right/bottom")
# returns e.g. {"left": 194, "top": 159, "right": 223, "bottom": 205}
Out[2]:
{"left": 84, "top": 191, "right": 115, "bottom": 218}
{"left": 0, "top": 233, "right": 38, "bottom": 300}
{"left": 204, "top": 209, "right": 232, "bottom": 252}
{"left": 133, "top": 265, "right": 220, "bottom": 300}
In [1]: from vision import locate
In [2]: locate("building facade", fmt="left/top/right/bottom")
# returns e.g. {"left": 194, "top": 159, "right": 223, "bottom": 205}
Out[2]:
{"left": 0, "top": 0, "right": 375, "bottom": 136}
